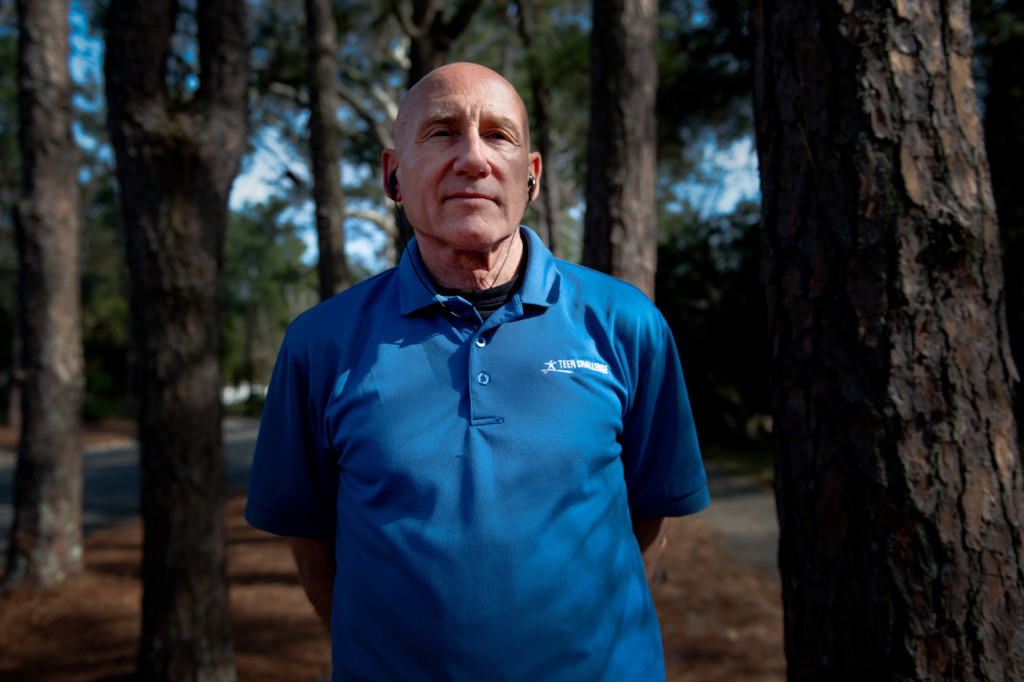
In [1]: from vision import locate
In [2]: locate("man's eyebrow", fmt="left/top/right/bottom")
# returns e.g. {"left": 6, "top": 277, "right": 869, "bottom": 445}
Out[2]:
{"left": 416, "top": 110, "right": 522, "bottom": 137}
{"left": 486, "top": 115, "right": 522, "bottom": 134}
{"left": 415, "top": 111, "right": 459, "bottom": 133}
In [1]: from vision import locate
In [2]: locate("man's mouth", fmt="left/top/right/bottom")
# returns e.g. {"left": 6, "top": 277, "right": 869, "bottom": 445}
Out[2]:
{"left": 445, "top": 192, "right": 494, "bottom": 202}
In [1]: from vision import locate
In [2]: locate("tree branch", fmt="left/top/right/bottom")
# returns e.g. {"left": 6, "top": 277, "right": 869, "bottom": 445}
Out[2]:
{"left": 392, "top": 1, "right": 421, "bottom": 40}
{"left": 444, "top": 0, "right": 485, "bottom": 41}
{"left": 336, "top": 81, "right": 395, "bottom": 150}
{"left": 349, "top": 208, "right": 397, "bottom": 239}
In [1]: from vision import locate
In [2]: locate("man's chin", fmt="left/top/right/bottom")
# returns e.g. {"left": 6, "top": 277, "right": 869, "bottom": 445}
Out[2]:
{"left": 435, "top": 220, "right": 517, "bottom": 251}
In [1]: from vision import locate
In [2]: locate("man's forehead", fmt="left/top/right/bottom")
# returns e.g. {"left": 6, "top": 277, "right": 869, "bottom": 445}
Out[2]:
{"left": 415, "top": 96, "right": 522, "bottom": 130}
{"left": 395, "top": 64, "right": 529, "bottom": 142}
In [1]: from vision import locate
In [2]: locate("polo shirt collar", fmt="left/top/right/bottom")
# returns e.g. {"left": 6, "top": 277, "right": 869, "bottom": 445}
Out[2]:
{"left": 517, "top": 225, "right": 560, "bottom": 308}
{"left": 398, "top": 226, "right": 560, "bottom": 317}
{"left": 397, "top": 238, "right": 442, "bottom": 316}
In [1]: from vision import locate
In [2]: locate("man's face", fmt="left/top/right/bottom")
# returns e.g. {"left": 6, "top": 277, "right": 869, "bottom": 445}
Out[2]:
{"left": 385, "top": 64, "right": 541, "bottom": 256}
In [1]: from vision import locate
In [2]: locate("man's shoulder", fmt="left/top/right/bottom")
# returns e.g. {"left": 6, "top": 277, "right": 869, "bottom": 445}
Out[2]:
{"left": 521, "top": 226, "right": 653, "bottom": 314}
{"left": 285, "top": 266, "right": 400, "bottom": 342}
{"left": 552, "top": 259, "right": 662, "bottom": 319}
{"left": 556, "top": 259, "right": 650, "bottom": 297}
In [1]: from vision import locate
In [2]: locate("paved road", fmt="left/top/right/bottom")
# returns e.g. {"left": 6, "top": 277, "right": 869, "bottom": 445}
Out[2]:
{"left": 0, "top": 417, "right": 260, "bottom": 559}
{"left": 1, "top": 422, "right": 779, "bottom": 577}
{"left": 700, "top": 465, "right": 779, "bottom": 577}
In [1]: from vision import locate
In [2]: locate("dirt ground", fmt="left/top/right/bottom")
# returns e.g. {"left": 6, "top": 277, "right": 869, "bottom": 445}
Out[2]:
{"left": 0, "top": 422, "right": 785, "bottom": 681}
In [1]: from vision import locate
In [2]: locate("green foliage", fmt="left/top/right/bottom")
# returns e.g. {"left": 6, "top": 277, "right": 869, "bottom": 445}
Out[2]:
{"left": 80, "top": 174, "right": 131, "bottom": 422}
{"left": 68, "top": 5, "right": 134, "bottom": 422}
{"left": 5, "top": 0, "right": 767, "bottom": 434}
{"left": 657, "top": 0, "right": 754, "bottom": 175}
{"left": 516, "top": 1, "right": 592, "bottom": 195}
{"left": 241, "top": 0, "right": 770, "bottom": 439}
{"left": 221, "top": 199, "right": 318, "bottom": 396}
{"left": 656, "top": 200, "right": 770, "bottom": 447}
{"left": 453, "top": 0, "right": 592, "bottom": 256}
{"left": 701, "top": 443, "right": 774, "bottom": 485}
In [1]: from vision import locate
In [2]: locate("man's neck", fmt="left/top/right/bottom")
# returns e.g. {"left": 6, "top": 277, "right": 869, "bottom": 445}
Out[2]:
{"left": 418, "top": 230, "right": 524, "bottom": 291}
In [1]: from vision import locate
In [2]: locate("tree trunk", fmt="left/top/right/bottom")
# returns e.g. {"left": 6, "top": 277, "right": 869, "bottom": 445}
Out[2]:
{"left": 752, "top": 1, "right": 1024, "bottom": 679}
{"left": 583, "top": 0, "right": 658, "bottom": 299}
{"left": 516, "top": 0, "right": 561, "bottom": 257}
{"left": 6, "top": 0, "right": 85, "bottom": 591}
{"left": 306, "top": 0, "right": 348, "bottom": 300}
{"left": 400, "top": 0, "right": 484, "bottom": 88}
{"left": 407, "top": 0, "right": 446, "bottom": 87}
{"left": 104, "top": 0, "right": 248, "bottom": 678}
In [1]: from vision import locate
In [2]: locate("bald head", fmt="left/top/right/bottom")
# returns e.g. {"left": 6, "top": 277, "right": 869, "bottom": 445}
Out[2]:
{"left": 380, "top": 61, "right": 542, "bottom": 288}
{"left": 394, "top": 63, "right": 532, "bottom": 152}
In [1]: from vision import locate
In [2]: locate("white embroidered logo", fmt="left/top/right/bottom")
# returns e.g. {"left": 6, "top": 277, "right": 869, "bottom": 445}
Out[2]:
{"left": 541, "top": 359, "right": 610, "bottom": 375}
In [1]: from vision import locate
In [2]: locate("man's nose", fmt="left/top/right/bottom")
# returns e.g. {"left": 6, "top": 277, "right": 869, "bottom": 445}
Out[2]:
{"left": 452, "top": 131, "right": 490, "bottom": 177}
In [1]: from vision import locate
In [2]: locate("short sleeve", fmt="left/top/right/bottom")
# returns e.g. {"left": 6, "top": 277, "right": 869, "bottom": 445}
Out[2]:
{"left": 244, "top": 330, "right": 339, "bottom": 540}
{"left": 619, "top": 316, "right": 709, "bottom": 520}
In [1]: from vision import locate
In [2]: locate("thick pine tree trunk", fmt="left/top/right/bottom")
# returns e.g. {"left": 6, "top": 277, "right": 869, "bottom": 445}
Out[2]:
{"left": 306, "top": 0, "right": 348, "bottom": 300}
{"left": 105, "top": 1, "right": 248, "bottom": 678}
{"left": 5, "top": 0, "right": 85, "bottom": 590}
{"left": 752, "top": 1, "right": 1024, "bottom": 679}
{"left": 583, "top": 0, "right": 658, "bottom": 299}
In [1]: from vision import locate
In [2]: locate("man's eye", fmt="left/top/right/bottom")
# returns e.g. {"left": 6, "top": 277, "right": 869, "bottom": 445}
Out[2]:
{"left": 431, "top": 129, "right": 452, "bottom": 137}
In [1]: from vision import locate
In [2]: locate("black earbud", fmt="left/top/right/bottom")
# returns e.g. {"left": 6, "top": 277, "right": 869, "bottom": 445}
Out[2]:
{"left": 527, "top": 174, "right": 536, "bottom": 202}
{"left": 388, "top": 171, "right": 399, "bottom": 199}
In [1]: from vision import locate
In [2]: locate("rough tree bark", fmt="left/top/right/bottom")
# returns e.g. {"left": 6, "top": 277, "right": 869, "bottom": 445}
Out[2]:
{"left": 583, "top": 0, "right": 658, "bottom": 299}
{"left": 104, "top": 0, "right": 248, "bottom": 678}
{"left": 752, "top": 1, "right": 1024, "bottom": 679}
{"left": 306, "top": 0, "right": 348, "bottom": 300}
{"left": 5, "top": 0, "right": 85, "bottom": 590}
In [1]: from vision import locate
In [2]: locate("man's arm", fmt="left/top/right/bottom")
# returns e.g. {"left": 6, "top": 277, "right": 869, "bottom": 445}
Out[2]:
{"left": 632, "top": 516, "right": 669, "bottom": 585}
{"left": 290, "top": 537, "right": 336, "bottom": 633}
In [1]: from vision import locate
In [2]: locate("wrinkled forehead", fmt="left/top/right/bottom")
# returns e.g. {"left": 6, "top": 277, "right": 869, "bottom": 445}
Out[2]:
{"left": 395, "top": 68, "right": 530, "bottom": 147}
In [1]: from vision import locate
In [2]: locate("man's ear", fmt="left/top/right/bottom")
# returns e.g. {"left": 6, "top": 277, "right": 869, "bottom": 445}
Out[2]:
{"left": 381, "top": 149, "right": 400, "bottom": 201}
{"left": 527, "top": 152, "right": 543, "bottom": 202}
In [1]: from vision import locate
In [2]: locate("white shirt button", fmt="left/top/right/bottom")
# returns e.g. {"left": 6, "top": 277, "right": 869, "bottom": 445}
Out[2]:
{"left": 476, "top": 372, "right": 490, "bottom": 385}
{"left": 475, "top": 337, "right": 487, "bottom": 348}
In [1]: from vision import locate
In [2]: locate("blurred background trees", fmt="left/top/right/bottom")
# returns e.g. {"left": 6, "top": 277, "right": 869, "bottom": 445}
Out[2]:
{"left": 1, "top": 0, "right": 776, "bottom": 443}
{"left": 0, "top": 0, "right": 1018, "bottom": 471}
{"left": 2, "top": 0, "right": 1022, "bottom": 677}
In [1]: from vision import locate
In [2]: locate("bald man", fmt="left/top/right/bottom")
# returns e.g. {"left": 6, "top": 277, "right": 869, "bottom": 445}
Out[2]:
{"left": 246, "top": 62, "right": 709, "bottom": 681}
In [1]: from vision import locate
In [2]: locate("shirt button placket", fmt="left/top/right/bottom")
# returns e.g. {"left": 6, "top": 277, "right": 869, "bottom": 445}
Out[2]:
{"left": 474, "top": 335, "right": 489, "bottom": 384}
{"left": 469, "top": 333, "right": 493, "bottom": 421}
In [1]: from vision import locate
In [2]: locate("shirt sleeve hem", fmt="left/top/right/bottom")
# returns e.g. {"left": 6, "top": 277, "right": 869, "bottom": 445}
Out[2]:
{"left": 244, "top": 500, "right": 335, "bottom": 541}
{"left": 630, "top": 484, "right": 710, "bottom": 520}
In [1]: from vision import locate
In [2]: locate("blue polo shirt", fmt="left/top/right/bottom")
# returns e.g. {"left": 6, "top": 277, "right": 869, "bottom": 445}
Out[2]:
{"left": 246, "top": 226, "right": 709, "bottom": 681}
